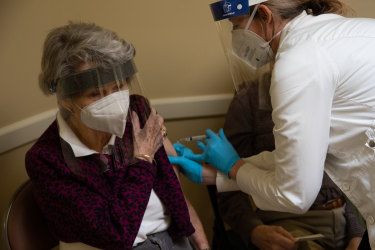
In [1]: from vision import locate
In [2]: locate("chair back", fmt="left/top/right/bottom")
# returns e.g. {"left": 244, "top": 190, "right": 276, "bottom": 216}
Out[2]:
{"left": 2, "top": 180, "right": 58, "bottom": 250}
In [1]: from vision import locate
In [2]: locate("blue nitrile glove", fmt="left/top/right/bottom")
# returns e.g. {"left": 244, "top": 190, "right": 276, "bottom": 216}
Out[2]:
{"left": 173, "top": 143, "right": 195, "bottom": 157}
{"left": 186, "top": 128, "right": 240, "bottom": 177}
{"left": 168, "top": 155, "right": 202, "bottom": 184}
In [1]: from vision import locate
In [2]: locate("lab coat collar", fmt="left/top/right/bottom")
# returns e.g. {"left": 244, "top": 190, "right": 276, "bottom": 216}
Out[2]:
{"left": 279, "top": 10, "right": 308, "bottom": 42}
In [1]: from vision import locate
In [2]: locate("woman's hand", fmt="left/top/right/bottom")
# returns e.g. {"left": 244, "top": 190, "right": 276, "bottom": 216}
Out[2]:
{"left": 132, "top": 108, "right": 166, "bottom": 162}
{"left": 251, "top": 225, "right": 298, "bottom": 250}
{"left": 345, "top": 237, "right": 362, "bottom": 250}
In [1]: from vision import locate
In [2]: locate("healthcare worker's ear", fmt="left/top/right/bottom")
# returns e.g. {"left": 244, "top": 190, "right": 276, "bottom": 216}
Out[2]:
{"left": 257, "top": 4, "right": 273, "bottom": 25}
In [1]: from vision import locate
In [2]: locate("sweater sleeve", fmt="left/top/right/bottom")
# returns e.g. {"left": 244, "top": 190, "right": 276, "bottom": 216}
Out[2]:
{"left": 220, "top": 88, "right": 268, "bottom": 245}
{"left": 217, "top": 191, "right": 263, "bottom": 246}
{"left": 344, "top": 200, "right": 366, "bottom": 239}
{"left": 26, "top": 144, "right": 157, "bottom": 250}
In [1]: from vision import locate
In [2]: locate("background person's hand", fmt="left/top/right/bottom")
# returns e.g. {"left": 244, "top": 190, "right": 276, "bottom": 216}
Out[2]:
{"left": 345, "top": 237, "right": 362, "bottom": 250}
{"left": 132, "top": 108, "right": 165, "bottom": 162}
{"left": 186, "top": 128, "right": 240, "bottom": 177}
{"left": 251, "top": 225, "right": 298, "bottom": 250}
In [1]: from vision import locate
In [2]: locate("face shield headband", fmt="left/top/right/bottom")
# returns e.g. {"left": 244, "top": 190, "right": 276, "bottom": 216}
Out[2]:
{"left": 210, "top": 0, "right": 268, "bottom": 22}
{"left": 50, "top": 59, "right": 137, "bottom": 96}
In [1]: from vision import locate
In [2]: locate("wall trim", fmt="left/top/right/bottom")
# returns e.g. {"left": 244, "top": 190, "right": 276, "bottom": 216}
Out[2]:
{"left": 0, "top": 94, "right": 233, "bottom": 154}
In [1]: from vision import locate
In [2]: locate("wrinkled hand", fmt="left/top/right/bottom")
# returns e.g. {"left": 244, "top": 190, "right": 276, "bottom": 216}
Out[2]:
{"left": 132, "top": 108, "right": 166, "bottom": 160}
{"left": 186, "top": 129, "right": 240, "bottom": 177}
{"left": 251, "top": 225, "right": 298, "bottom": 250}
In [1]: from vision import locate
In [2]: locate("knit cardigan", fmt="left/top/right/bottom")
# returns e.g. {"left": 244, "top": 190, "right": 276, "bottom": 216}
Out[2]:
{"left": 26, "top": 95, "right": 194, "bottom": 250}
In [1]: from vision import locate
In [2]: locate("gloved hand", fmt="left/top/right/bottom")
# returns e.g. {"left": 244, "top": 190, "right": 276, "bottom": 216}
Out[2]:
{"left": 173, "top": 143, "right": 195, "bottom": 157}
{"left": 168, "top": 156, "right": 202, "bottom": 184}
{"left": 168, "top": 143, "right": 202, "bottom": 184}
{"left": 186, "top": 128, "right": 240, "bottom": 177}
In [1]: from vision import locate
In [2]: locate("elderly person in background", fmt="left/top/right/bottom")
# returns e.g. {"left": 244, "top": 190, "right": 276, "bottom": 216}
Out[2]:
{"left": 26, "top": 22, "right": 209, "bottom": 250}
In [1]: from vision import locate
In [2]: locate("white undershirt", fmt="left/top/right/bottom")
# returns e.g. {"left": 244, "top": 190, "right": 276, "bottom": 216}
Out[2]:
{"left": 57, "top": 112, "right": 170, "bottom": 249}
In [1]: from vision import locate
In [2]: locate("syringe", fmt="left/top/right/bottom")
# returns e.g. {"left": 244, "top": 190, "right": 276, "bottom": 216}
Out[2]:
{"left": 178, "top": 135, "right": 207, "bottom": 142}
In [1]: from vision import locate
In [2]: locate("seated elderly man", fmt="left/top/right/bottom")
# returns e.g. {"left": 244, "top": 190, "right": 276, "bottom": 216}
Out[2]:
{"left": 26, "top": 22, "right": 209, "bottom": 250}
{"left": 217, "top": 67, "right": 365, "bottom": 250}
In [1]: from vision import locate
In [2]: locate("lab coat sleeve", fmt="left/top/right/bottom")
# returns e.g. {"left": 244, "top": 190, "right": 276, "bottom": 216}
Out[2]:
{"left": 234, "top": 42, "right": 338, "bottom": 213}
{"left": 217, "top": 151, "right": 276, "bottom": 192}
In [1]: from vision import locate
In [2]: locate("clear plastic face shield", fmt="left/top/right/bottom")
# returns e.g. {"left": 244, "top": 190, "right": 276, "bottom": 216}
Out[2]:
{"left": 52, "top": 59, "right": 151, "bottom": 176}
{"left": 210, "top": 0, "right": 272, "bottom": 110}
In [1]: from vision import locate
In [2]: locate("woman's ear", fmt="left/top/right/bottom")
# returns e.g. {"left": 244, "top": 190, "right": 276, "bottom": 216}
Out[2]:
{"left": 257, "top": 4, "right": 273, "bottom": 24}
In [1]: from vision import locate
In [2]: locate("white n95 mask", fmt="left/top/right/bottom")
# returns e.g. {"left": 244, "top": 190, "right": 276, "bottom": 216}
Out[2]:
{"left": 232, "top": 29, "right": 274, "bottom": 68}
{"left": 231, "top": 3, "right": 282, "bottom": 69}
{"left": 80, "top": 90, "right": 130, "bottom": 138}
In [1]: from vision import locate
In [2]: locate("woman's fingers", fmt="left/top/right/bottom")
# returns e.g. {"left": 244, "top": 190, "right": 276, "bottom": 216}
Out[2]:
{"left": 132, "top": 107, "right": 169, "bottom": 158}
{"left": 146, "top": 109, "right": 165, "bottom": 145}
{"left": 131, "top": 110, "right": 140, "bottom": 134}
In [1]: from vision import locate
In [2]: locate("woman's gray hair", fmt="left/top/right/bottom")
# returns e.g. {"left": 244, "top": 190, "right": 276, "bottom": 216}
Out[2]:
{"left": 39, "top": 21, "right": 135, "bottom": 95}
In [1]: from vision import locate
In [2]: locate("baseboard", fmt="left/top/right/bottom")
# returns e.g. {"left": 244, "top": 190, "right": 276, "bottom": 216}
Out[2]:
{"left": 0, "top": 94, "right": 233, "bottom": 154}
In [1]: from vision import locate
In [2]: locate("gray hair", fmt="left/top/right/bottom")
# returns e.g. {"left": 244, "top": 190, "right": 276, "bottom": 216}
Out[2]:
{"left": 39, "top": 21, "right": 135, "bottom": 95}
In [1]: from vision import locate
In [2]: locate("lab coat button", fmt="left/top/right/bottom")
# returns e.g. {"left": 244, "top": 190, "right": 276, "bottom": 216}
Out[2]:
{"left": 368, "top": 216, "right": 375, "bottom": 225}
{"left": 369, "top": 140, "right": 375, "bottom": 148}
{"left": 342, "top": 183, "right": 350, "bottom": 191}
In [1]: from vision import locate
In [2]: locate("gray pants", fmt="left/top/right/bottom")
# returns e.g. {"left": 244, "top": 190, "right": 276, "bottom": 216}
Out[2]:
{"left": 257, "top": 206, "right": 347, "bottom": 249}
{"left": 132, "top": 231, "right": 193, "bottom": 250}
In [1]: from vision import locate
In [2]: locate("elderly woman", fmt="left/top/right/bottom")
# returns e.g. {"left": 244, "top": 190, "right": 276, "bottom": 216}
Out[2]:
{"left": 25, "top": 22, "right": 209, "bottom": 250}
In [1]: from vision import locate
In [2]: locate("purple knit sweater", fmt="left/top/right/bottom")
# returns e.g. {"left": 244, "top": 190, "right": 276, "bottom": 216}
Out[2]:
{"left": 25, "top": 95, "right": 194, "bottom": 250}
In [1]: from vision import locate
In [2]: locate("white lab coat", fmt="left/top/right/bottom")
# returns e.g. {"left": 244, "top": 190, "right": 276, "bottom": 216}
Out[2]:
{"left": 217, "top": 11, "right": 375, "bottom": 248}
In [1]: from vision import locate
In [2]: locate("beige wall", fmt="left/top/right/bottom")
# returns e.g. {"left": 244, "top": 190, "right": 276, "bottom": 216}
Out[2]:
{"left": 1, "top": 0, "right": 375, "bottom": 247}
{"left": 0, "top": 0, "right": 232, "bottom": 128}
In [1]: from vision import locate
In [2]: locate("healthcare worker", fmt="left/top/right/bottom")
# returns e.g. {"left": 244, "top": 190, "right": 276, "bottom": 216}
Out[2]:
{"left": 168, "top": 0, "right": 375, "bottom": 248}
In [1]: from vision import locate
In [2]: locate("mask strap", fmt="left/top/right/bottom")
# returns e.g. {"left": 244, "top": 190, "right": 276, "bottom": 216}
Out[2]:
{"left": 261, "top": 26, "right": 284, "bottom": 48}
{"left": 113, "top": 67, "right": 121, "bottom": 89}
{"left": 73, "top": 102, "right": 85, "bottom": 113}
{"left": 268, "top": 28, "right": 283, "bottom": 43}
{"left": 244, "top": 4, "right": 259, "bottom": 31}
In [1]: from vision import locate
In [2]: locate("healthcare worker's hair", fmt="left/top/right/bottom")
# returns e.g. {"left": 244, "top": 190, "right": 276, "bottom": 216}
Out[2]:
{"left": 39, "top": 21, "right": 135, "bottom": 95}
{"left": 257, "top": 0, "right": 353, "bottom": 20}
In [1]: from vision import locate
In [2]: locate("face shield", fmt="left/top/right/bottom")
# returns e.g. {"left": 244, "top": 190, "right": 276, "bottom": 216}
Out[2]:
{"left": 210, "top": 0, "right": 272, "bottom": 109}
{"left": 52, "top": 59, "right": 151, "bottom": 176}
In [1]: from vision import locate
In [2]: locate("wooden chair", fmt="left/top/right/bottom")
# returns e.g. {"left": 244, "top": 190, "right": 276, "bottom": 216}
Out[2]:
{"left": 2, "top": 180, "right": 58, "bottom": 250}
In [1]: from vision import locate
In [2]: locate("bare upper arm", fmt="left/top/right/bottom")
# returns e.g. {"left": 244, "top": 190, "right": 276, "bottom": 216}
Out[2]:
{"left": 163, "top": 137, "right": 180, "bottom": 180}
